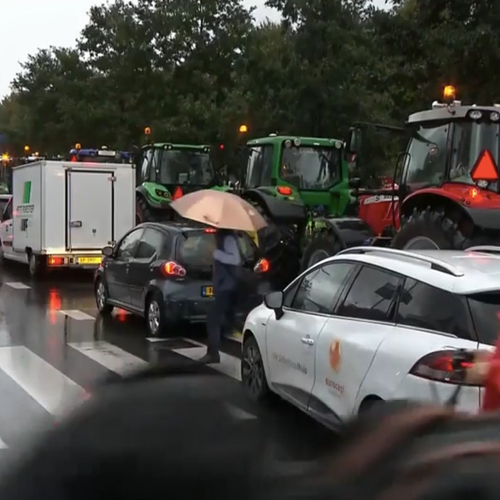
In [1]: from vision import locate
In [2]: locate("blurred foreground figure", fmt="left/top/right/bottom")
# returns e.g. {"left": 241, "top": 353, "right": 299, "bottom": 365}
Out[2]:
{"left": 0, "top": 364, "right": 288, "bottom": 500}
{"left": 320, "top": 400, "right": 500, "bottom": 499}
{"left": 2, "top": 364, "right": 500, "bottom": 500}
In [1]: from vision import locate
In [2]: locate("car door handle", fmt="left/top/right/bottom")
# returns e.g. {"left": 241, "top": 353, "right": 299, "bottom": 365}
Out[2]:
{"left": 301, "top": 337, "right": 314, "bottom": 346}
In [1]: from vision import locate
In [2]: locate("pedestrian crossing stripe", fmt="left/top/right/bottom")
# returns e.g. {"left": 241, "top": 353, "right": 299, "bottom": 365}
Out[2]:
{"left": 172, "top": 346, "right": 241, "bottom": 381}
{"left": 226, "top": 331, "right": 242, "bottom": 343}
{"left": 69, "top": 341, "right": 148, "bottom": 376}
{"left": 0, "top": 338, "right": 243, "bottom": 449}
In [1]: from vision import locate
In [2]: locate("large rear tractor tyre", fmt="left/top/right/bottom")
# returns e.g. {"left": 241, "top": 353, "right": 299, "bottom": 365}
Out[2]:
{"left": 301, "top": 230, "right": 342, "bottom": 270}
{"left": 391, "top": 207, "right": 468, "bottom": 250}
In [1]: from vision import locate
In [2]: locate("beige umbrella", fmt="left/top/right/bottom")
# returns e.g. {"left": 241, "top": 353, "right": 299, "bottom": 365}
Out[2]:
{"left": 170, "top": 189, "right": 267, "bottom": 231}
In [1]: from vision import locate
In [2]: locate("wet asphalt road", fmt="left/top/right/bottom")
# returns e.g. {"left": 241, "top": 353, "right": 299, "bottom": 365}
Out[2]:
{"left": 0, "top": 262, "right": 336, "bottom": 473}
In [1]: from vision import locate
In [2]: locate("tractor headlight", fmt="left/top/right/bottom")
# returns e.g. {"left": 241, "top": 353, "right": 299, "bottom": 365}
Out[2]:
{"left": 469, "top": 110, "right": 482, "bottom": 120}
{"left": 491, "top": 112, "right": 500, "bottom": 121}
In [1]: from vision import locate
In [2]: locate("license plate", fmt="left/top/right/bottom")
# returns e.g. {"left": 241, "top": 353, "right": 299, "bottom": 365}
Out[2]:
{"left": 201, "top": 286, "right": 214, "bottom": 297}
{"left": 97, "top": 150, "right": 116, "bottom": 157}
{"left": 77, "top": 257, "right": 102, "bottom": 265}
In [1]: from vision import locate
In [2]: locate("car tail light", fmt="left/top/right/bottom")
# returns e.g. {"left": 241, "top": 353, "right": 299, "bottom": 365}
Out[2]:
{"left": 161, "top": 261, "right": 186, "bottom": 277}
{"left": 48, "top": 256, "right": 64, "bottom": 266}
{"left": 204, "top": 228, "right": 216, "bottom": 233}
{"left": 409, "top": 350, "right": 479, "bottom": 386}
{"left": 254, "top": 258, "right": 270, "bottom": 273}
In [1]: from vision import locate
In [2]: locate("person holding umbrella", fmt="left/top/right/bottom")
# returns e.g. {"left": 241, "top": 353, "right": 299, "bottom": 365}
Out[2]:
{"left": 170, "top": 190, "right": 268, "bottom": 363}
{"left": 200, "top": 228, "right": 242, "bottom": 363}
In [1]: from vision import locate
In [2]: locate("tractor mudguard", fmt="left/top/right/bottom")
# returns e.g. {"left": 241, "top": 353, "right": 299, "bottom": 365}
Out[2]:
{"left": 136, "top": 183, "right": 171, "bottom": 209}
{"left": 243, "top": 188, "right": 306, "bottom": 225}
{"left": 461, "top": 208, "right": 500, "bottom": 231}
{"left": 313, "top": 217, "right": 374, "bottom": 248}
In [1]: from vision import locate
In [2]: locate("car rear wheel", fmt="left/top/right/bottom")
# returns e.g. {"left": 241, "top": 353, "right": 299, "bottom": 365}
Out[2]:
{"left": 95, "top": 279, "right": 113, "bottom": 315}
{"left": 241, "top": 336, "right": 270, "bottom": 402}
{"left": 145, "top": 292, "right": 167, "bottom": 337}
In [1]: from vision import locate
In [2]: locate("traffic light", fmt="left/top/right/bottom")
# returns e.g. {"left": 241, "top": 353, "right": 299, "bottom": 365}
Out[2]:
{"left": 144, "top": 127, "right": 151, "bottom": 135}
{"left": 219, "top": 144, "right": 225, "bottom": 150}
{"left": 238, "top": 124, "right": 248, "bottom": 133}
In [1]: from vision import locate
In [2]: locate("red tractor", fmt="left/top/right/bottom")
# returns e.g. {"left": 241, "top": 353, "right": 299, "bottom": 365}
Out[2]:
{"left": 350, "top": 85, "right": 500, "bottom": 250}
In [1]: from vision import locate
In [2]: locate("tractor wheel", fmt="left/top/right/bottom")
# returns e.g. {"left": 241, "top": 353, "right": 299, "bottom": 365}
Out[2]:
{"left": 301, "top": 230, "right": 342, "bottom": 271}
{"left": 391, "top": 207, "right": 468, "bottom": 250}
{"left": 136, "top": 195, "right": 158, "bottom": 224}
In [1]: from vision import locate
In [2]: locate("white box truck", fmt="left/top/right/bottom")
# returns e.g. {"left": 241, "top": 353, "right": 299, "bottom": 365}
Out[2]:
{"left": 0, "top": 160, "right": 135, "bottom": 276}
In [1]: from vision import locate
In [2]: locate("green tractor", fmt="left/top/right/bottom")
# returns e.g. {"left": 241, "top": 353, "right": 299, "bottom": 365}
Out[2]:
{"left": 135, "top": 143, "right": 228, "bottom": 223}
{"left": 237, "top": 134, "right": 373, "bottom": 286}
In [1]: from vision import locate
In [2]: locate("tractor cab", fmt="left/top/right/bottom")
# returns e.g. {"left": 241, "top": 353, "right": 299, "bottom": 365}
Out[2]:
{"left": 243, "top": 135, "right": 351, "bottom": 217}
{"left": 69, "top": 145, "right": 133, "bottom": 164}
{"left": 348, "top": 85, "right": 500, "bottom": 250}
{"left": 135, "top": 143, "right": 219, "bottom": 223}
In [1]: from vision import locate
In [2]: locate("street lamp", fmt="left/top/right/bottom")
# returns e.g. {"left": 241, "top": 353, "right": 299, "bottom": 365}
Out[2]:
{"left": 238, "top": 124, "right": 248, "bottom": 133}
{"left": 24, "top": 145, "right": 30, "bottom": 152}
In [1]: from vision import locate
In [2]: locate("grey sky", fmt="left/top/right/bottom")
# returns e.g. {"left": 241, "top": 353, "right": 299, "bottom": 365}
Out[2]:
{"left": 0, "top": 0, "right": 386, "bottom": 98}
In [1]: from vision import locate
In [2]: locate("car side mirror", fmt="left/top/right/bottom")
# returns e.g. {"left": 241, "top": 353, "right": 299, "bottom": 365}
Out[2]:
{"left": 102, "top": 246, "right": 114, "bottom": 257}
{"left": 264, "top": 291, "right": 284, "bottom": 320}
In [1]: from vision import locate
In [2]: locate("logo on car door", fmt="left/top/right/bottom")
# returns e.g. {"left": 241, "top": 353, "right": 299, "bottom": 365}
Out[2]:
{"left": 329, "top": 339, "right": 341, "bottom": 373}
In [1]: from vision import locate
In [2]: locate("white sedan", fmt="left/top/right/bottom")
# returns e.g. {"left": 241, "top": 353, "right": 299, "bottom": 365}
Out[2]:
{"left": 240, "top": 246, "right": 499, "bottom": 430}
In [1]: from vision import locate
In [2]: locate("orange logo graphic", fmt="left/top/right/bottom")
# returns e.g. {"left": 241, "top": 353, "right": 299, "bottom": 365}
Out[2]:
{"left": 329, "top": 339, "right": 341, "bottom": 372}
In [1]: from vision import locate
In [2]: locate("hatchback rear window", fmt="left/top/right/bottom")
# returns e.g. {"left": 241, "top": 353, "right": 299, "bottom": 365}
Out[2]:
{"left": 176, "top": 231, "right": 216, "bottom": 266}
{"left": 468, "top": 293, "right": 500, "bottom": 345}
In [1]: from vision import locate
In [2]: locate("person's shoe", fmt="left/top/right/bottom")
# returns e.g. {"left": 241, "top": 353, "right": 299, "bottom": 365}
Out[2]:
{"left": 198, "top": 353, "right": 220, "bottom": 364}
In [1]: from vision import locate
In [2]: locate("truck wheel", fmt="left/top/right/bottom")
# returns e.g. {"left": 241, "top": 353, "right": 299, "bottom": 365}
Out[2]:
{"left": 136, "top": 196, "right": 157, "bottom": 224}
{"left": 301, "top": 231, "right": 342, "bottom": 271}
{"left": 28, "top": 254, "right": 46, "bottom": 278}
{"left": 391, "top": 207, "right": 468, "bottom": 250}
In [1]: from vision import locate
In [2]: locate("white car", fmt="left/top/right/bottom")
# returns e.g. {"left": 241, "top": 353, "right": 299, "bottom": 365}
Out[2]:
{"left": 240, "top": 246, "right": 500, "bottom": 430}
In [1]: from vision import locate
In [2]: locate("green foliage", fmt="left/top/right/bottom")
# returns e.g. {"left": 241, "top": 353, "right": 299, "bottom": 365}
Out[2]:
{"left": 2, "top": 0, "right": 500, "bottom": 173}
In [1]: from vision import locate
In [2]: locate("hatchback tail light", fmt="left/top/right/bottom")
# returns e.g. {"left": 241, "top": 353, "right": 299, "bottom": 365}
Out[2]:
{"left": 254, "top": 258, "right": 270, "bottom": 274}
{"left": 409, "top": 350, "right": 479, "bottom": 387}
{"left": 161, "top": 261, "right": 186, "bottom": 277}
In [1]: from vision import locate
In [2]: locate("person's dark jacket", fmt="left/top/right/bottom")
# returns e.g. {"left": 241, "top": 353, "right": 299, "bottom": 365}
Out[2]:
{"left": 212, "top": 229, "right": 241, "bottom": 293}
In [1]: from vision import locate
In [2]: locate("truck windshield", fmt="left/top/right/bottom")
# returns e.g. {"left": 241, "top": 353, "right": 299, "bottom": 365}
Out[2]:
{"left": 280, "top": 146, "right": 341, "bottom": 190}
{"left": 468, "top": 292, "right": 500, "bottom": 345}
{"left": 450, "top": 121, "right": 499, "bottom": 191}
{"left": 160, "top": 150, "right": 213, "bottom": 186}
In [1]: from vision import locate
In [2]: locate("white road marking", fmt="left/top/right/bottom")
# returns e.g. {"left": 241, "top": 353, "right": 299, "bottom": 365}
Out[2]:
{"left": 0, "top": 436, "right": 7, "bottom": 449}
{"left": 172, "top": 346, "right": 241, "bottom": 381}
{"left": 0, "top": 346, "right": 87, "bottom": 418}
{"left": 146, "top": 337, "right": 170, "bottom": 343}
{"left": 69, "top": 341, "right": 148, "bottom": 376}
{"left": 59, "top": 310, "right": 95, "bottom": 321}
{"left": 4, "top": 282, "right": 30, "bottom": 290}
{"left": 225, "top": 402, "right": 256, "bottom": 420}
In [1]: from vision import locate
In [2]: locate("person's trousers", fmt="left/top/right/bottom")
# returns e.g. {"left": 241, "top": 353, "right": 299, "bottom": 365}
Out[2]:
{"left": 207, "top": 289, "right": 238, "bottom": 356}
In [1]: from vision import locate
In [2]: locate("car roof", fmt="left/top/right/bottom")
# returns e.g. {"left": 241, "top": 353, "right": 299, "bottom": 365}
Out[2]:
{"left": 325, "top": 247, "right": 500, "bottom": 295}
{"left": 135, "top": 221, "right": 210, "bottom": 234}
